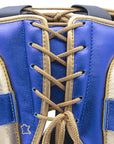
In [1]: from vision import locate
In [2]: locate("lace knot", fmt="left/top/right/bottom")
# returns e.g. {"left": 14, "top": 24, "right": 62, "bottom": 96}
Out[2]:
{"left": 29, "top": 19, "right": 84, "bottom": 144}
{"left": 42, "top": 111, "right": 81, "bottom": 144}
{"left": 54, "top": 12, "right": 62, "bottom": 21}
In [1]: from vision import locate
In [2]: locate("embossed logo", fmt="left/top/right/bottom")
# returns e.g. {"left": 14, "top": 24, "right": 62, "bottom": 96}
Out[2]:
{"left": 21, "top": 124, "right": 31, "bottom": 135}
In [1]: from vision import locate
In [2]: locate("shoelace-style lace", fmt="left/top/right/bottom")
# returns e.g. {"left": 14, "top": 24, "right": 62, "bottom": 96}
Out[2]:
{"left": 24, "top": 7, "right": 114, "bottom": 22}
{"left": 24, "top": 7, "right": 82, "bottom": 23}
{"left": 26, "top": 8, "right": 85, "bottom": 144}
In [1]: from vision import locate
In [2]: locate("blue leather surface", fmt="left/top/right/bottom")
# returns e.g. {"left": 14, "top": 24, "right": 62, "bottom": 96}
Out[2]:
{"left": 0, "top": 20, "right": 43, "bottom": 144}
{"left": 0, "top": 92, "right": 17, "bottom": 125}
{"left": 50, "top": 20, "right": 114, "bottom": 144}
{"left": 49, "top": 26, "right": 66, "bottom": 104}
{"left": 72, "top": 20, "right": 114, "bottom": 144}
{"left": 0, "top": 18, "right": 114, "bottom": 144}
{"left": 104, "top": 99, "right": 114, "bottom": 131}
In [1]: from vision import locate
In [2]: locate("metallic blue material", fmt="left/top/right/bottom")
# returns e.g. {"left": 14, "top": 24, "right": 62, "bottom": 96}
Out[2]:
{"left": 0, "top": 92, "right": 17, "bottom": 125}
{"left": 104, "top": 99, "right": 114, "bottom": 131}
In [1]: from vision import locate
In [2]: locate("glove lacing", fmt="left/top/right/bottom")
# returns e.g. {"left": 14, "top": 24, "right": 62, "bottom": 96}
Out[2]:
{"left": 26, "top": 8, "right": 85, "bottom": 144}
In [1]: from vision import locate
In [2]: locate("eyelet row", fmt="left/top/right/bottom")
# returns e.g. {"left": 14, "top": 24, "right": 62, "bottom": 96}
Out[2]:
{"left": 29, "top": 21, "right": 86, "bottom": 123}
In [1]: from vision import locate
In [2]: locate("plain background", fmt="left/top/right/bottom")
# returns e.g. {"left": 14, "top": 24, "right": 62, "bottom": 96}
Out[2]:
{"left": 0, "top": 0, "right": 113, "bottom": 9}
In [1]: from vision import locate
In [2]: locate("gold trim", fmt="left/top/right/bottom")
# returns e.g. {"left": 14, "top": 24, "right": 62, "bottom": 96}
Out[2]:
{"left": 105, "top": 59, "right": 114, "bottom": 99}
{"left": 0, "top": 15, "right": 113, "bottom": 27}
{"left": 65, "top": 17, "right": 74, "bottom": 112}
{"left": 103, "top": 59, "right": 114, "bottom": 144}
{"left": 69, "top": 16, "right": 114, "bottom": 144}
{"left": 31, "top": 15, "right": 50, "bottom": 144}
{"left": 0, "top": 58, "right": 20, "bottom": 144}
{"left": 0, "top": 15, "right": 47, "bottom": 24}
{"left": 69, "top": 15, "right": 114, "bottom": 27}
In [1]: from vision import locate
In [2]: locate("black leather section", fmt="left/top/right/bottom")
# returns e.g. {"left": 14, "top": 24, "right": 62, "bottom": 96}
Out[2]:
{"left": 50, "top": 128, "right": 74, "bottom": 144}
{"left": 0, "top": 5, "right": 32, "bottom": 18}
{"left": 112, "top": 16, "right": 114, "bottom": 21}
{"left": 72, "top": 5, "right": 111, "bottom": 20}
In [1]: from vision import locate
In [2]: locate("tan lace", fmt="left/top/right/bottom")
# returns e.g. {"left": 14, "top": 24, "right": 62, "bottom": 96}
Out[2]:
{"left": 24, "top": 7, "right": 83, "bottom": 23}
{"left": 24, "top": 7, "right": 114, "bottom": 22}
{"left": 27, "top": 8, "right": 85, "bottom": 144}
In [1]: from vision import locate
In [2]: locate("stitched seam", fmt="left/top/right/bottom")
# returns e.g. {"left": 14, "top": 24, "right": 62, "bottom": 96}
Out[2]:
{"left": 32, "top": 23, "right": 50, "bottom": 144}
{"left": 106, "top": 100, "right": 110, "bottom": 130}
{"left": 0, "top": 15, "right": 113, "bottom": 26}
{"left": 71, "top": 16, "right": 114, "bottom": 27}
{"left": 22, "top": 20, "right": 35, "bottom": 137}
{"left": 32, "top": 30, "right": 46, "bottom": 144}
{"left": 80, "top": 22, "right": 94, "bottom": 123}
{"left": 42, "top": 28, "right": 47, "bottom": 112}
{"left": 105, "top": 100, "right": 110, "bottom": 144}
{"left": 70, "top": 26, "right": 74, "bottom": 110}
{"left": 0, "top": 15, "right": 114, "bottom": 27}
{"left": 73, "top": 17, "right": 114, "bottom": 27}
{"left": 31, "top": 28, "right": 43, "bottom": 144}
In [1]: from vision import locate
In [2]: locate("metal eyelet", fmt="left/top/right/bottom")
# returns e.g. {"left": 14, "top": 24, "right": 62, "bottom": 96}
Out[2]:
{"left": 76, "top": 119, "right": 79, "bottom": 123}
{"left": 29, "top": 42, "right": 33, "bottom": 46}
{"left": 30, "top": 22, "right": 33, "bottom": 25}
{"left": 79, "top": 96, "right": 83, "bottom": 100}
{"left": 34, "top": 112, "right": 37, "bottom": 118}
{"left": 32, "top": 88, "right": 36, "bottom": 92}
{"left": 30, "top": 64, "right": 35, "bottom": 69}
{"left": 83, "top": 22, "right": 86, "bottom": 25}
{"left": 83, "top": 45, "right": 87, "bottom": 48}
{"left": 82, "top": 71, "right": 86, "bottom": 74}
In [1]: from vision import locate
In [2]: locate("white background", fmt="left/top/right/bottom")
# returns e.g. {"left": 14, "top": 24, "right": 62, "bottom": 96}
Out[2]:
{"left": 0, "top": 0, "right": 113, "bottom": 9}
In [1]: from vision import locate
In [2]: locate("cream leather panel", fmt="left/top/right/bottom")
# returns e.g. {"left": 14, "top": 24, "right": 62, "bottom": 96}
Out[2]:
{"left": 0, "top": 58, "right": 10, "bottom": 94}
{"left": 104, "top": 59, "right": 114, "bottom": 144}
{"left": 106, "top": 59, "right": 114, "bottom": 99}
{"left": 0, "top": 58, "right": 20, "bottom": 144}
{"left": 0, "top": 123, "right": 19, "bottom": 144}
{"left": 105, "top": 131, "right": 114, "bottom": 144}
